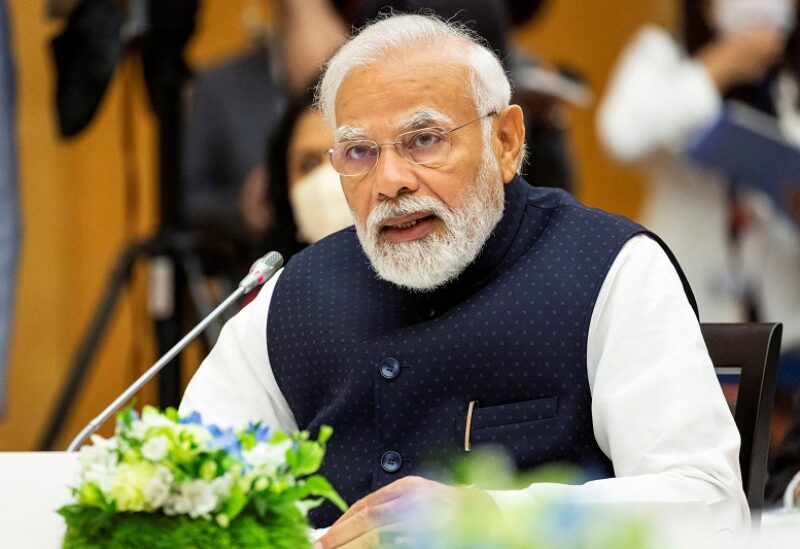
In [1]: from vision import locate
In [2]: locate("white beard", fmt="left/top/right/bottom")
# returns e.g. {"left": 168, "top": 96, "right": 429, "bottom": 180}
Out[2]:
{"left": 354, "top": 152, "right": 505, "bottom": 292}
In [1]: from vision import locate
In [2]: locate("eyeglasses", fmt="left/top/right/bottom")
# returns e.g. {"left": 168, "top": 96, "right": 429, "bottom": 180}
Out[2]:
{"left": 328, "top": 111, "right": 496, "bottom": 177}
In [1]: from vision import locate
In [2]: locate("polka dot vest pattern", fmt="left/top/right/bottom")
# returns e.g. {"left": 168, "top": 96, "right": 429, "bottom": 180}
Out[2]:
{"left": 267, "top": 175, "right": 685, "bottom": 527}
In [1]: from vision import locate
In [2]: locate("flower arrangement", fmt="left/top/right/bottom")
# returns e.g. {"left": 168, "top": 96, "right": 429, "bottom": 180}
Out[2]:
{"left": 59, "top": 406, "right": 346, "bottom": 549}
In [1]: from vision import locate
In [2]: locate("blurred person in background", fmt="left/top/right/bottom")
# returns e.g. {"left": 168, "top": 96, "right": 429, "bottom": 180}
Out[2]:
{"left": 597, "top": 0, "right": 800, "bottom": 497}
{"left": 278, "top": 0, "right": 511, "bottom": 96}
{"left": 181, "top": 1, "right": 286, "bottom": 278}
{"left": 262, "top": 85, "right": 353, "bottom": 260}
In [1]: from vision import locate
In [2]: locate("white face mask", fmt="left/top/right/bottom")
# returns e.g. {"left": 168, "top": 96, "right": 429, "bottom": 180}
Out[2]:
{"left": 712, "top": 0, "right": 796, "bottom": 35}
{"left": 289, "top": 164, "right": 354, "bottom": 243}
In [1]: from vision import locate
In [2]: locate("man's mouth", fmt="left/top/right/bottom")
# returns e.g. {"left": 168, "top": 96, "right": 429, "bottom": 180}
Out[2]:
{"left": 379, "top": 212, "right": 438, "bottom": 242}
{"left": 390, "top": 219, "right": 421, "bottom": 230}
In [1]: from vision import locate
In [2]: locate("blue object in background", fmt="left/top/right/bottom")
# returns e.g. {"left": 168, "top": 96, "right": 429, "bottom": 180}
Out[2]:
{"left": 0, "top": 0, "right": 20, "bottom": 417}
{"left": 687, "top": 101, "right": 800, "bottom": 220}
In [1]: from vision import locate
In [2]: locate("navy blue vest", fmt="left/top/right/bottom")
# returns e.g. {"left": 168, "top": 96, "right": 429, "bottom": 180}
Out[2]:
{"left": 267, "top": 175, "right": 695, "bottom": 527}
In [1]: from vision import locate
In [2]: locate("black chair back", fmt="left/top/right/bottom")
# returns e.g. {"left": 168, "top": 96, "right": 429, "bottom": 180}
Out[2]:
{"left": 700, "top": 322, "right": 782, "bottom": 510}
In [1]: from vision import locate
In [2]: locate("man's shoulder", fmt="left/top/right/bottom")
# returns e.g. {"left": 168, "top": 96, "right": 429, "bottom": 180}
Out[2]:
{"left": 522, "top": 184, "right": 645, "bottom": 235}
{"left": 519, "top": 184, "right": 698, "bottom": 316}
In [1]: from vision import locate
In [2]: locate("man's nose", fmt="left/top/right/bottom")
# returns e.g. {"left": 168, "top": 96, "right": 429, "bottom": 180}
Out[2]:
{"left": 372, "top": 144, "right": 420, "bottom": 199}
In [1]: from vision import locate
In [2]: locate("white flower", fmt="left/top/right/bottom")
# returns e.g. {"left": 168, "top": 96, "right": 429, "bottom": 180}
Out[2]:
{"left": 178, "top": 423, "right": 211, "bottom": 444}
{"left": 141, "top": 409, "right": 176, "bottom": 429}
{"left": 141, "top": 435, "right": 170, "bottom": 461}
{"left": 78, "top": 435, "right": 118, "bottom": 468}
{"left": 165, "top": 479, "right": 220, "bottom": 518}
{"left": 243, "top": 439, "right": 291, "bottom": 476}
{"left": 143, "top": 465, "right": 173, "bottom": 510}
{"left": 211, "top": 473, "right": 234, "bottom": 498}
{"left": 78, "top": 435, "right": 119, "bottom": 493}
{"left": 82, "top": 464, "right": 115, "bottom": 494}
{"left": 130, "top": 410, "right": 176, "bottom": 440}
{"left": 130, "top": 420, "right": 147, "bottom": 440}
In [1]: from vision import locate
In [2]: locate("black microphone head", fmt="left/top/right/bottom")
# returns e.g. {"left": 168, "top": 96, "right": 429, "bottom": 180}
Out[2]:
{"left": 239, "top": 251, "right": 284, "bottom": 292}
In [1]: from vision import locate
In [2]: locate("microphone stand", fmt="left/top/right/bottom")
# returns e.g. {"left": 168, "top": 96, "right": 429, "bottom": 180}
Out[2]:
{"left": 66, "top": 251, "right": 282, "bottom": 452}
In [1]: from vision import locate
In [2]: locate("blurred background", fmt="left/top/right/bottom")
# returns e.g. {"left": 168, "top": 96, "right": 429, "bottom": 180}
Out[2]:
{"left": 0, "top": 0, "right": 683, "bottom": 451}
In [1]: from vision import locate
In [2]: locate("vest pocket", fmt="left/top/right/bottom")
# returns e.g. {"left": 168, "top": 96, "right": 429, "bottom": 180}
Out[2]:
{"left": 471, "top": 396, "right": 559, "bottom": 431}
{"left": 456, "top": 396, "right": 560, "bottom": 450}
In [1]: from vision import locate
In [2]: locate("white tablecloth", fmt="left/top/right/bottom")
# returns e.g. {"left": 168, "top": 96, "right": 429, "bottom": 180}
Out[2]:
{"left": 0, "top": 452, "right": 77, "bottom": 547}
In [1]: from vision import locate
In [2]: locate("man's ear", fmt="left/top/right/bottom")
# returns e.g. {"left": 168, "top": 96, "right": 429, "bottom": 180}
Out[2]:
{"left": 493, "top": 105, "right": 525, "bottom": 183}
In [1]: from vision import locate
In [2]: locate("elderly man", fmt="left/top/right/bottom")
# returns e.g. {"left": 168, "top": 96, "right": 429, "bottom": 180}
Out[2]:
{"left": 181, "top": 13, "right": 747, "bottom": 546}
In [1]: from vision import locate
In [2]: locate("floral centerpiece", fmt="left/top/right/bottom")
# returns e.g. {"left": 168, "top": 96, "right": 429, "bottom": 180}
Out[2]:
{"left": 59, "top": 406, "right": 346, "bottom": 548}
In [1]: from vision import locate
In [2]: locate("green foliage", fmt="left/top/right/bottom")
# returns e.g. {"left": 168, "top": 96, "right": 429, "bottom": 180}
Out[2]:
{"left": 303, "top": 474, "right": 347, "bottom": 512}
{"left": 61, "top": 506, "right": 312, "bottom": 549}
{"left": 317, "top": 425, "right": 333, "bottom": 444}
{"left": 286, "top": 433, "right": 326, "bottom": 477}
{"left": 117, "top": 405, "right": 137, "bottom": 429}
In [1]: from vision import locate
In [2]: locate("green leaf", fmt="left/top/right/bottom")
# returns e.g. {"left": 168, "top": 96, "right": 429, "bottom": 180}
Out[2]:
{"left": 270, "top": 431, "right": 290, "bottom": 444}
{"left": 239, "top": 431, "right": 257, "bottom": 451}
{"left": 303, "top": 475, "right": 347, "bottom": 512}
{"left": 223, "top": 481, "right": 249, "bottom": 521}
{"left": 76, "top": 482, "right": 109, "bottom": 510}
{"left": 164, "top": 407, "right": 180, "bottom": 423}
{"left": 199, "top": 459, "right": 218, "bottom": 481}
{"left": 117, "top": 405, "right": 137, "bottom": 430}
{"left": 317, "top": 425, "right": 333, "bottom": 444}
{"left": 286, "top": 441, "right": 324, "bottom": 477}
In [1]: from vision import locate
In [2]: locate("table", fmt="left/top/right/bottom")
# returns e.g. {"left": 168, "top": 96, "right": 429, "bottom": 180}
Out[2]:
{"left": 0, "top": 452, "right": 77, "bottom": 547}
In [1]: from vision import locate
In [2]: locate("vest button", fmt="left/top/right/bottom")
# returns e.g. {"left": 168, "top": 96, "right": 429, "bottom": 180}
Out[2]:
{"left": 379, "top": 357, "right": 401, "bottom": 379}
{"left": 380, "top": 450, "right": 402, "bottom": 473}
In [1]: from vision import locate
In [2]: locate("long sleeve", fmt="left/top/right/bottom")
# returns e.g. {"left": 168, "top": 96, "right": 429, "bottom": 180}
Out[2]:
{"left": 179, "top": 270, "right": 298, "bottom": 432}
{"left": 597, "top": 26, "right": 722, "bottom": 163}
{"left": 486, "top": 235, "right": 749, "bottom": 537}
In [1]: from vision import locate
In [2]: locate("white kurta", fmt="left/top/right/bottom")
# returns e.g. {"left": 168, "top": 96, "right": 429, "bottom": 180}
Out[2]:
{"left": 597, "top": 25, "right": 800, "bottom": 349}
{"left": 181, "top": 235, "right": 748, "bottom": 537}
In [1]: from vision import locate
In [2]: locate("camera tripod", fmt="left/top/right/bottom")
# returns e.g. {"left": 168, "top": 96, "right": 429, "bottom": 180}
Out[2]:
{"left": 34, "top": 0, "right": 250, "bottom": 450}
{"left": 37, "top": 230, "right": 237, "bottom": 450}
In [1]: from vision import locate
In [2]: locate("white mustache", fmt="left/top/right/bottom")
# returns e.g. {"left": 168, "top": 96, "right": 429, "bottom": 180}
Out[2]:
{"left": 367, "top": 195, "right": 451, "bottom": 233}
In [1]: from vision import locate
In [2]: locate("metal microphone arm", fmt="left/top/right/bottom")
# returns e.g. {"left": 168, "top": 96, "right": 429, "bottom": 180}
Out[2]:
{"left": 66, "top": 252, "right": 283, "bottom": 452}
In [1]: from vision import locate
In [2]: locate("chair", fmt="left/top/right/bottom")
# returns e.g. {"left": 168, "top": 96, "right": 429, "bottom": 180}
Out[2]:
{"left": 700, "top": 322, "right": 782, "bottom": 510}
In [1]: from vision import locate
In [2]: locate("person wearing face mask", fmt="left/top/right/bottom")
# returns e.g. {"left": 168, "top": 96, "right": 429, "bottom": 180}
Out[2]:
{"left": 262, "top": 85, "right": 354, "bottom": 261}
{"left": 598, "top": 0, "right": 800, "bottom": 494}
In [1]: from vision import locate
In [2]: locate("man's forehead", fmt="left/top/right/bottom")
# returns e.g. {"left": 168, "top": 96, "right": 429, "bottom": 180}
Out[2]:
{"left": 333, "top": 49, "right": 475, "bottom": 129}
{"left": 334, "top": 108, "right": 455, "bottom": 141}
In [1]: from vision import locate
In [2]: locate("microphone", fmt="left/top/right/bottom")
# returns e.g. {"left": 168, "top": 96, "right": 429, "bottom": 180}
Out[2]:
{"left": 66, "top": 251, "right": 284, "bottom": 452}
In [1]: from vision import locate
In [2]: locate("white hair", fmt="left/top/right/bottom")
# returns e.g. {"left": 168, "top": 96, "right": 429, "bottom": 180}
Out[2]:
{"left": 316, "top": 14, "right": 511, "bottom": 132}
